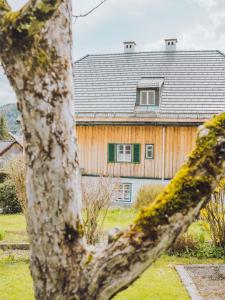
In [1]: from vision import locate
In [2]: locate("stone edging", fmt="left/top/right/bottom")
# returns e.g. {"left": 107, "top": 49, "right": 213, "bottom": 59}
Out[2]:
{"left": 175, "top": 265, "right": 203, "bottom": 300}
{"left": 0, "top": 243, "right": 29, "bottom": 250}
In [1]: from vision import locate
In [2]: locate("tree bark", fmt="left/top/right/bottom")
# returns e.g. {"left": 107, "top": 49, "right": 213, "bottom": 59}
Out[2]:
{"left": 1, "top": 1, "right": 86, "bottom": 299}
{"left": 1, "top": 1, "right": 225, "bottom": 300}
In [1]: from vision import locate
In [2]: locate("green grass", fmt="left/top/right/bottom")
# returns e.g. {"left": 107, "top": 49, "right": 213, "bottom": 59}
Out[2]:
{"left": 0, "top": 214, "right": 28, "bottom": 243}
{"left": 103, "top": 208, "right": 136, "bottom": 230}
{"left": 114, "top": 255, "right": 223, "bottom": 300}
{"left": 0, "top": 210, "right": 222, "bottom": 300}
{"left": 0, "top": 210, "right": 210, "bottom": 243}
{"left": 0, "top": 252, "right": 223, "bottom": 300}
{"left": 0, "top": 254, "right": 34, "bottom": 300}
{"left": 0, "top": 214, "right": 27, "bottom": 232}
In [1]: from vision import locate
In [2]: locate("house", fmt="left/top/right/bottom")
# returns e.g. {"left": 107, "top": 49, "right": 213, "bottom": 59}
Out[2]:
{"left": 0, "top": 133, "right": 23, "bottom": 167}
{"left": 72, "top": 38, "right": 225, "bottom": 203}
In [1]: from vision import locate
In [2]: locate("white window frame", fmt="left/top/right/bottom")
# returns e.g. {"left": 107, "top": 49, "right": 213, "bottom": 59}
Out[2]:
{"left": 145, "top": 144, "right": 154, "bottom": 159}
{"left": 117, "top": 183, "right": 132, "bottom": 203}
{"left": 140, "top": 90, "right": 156, "bottom": 106}
{"left": 116, "top": 144, "right": 132, "bottom": 162}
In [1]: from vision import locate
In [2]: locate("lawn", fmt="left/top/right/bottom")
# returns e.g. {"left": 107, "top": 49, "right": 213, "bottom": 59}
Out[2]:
{"left": 0, "top": 209, "right": 208, "bottom": 243}
{"left": 0, "top": 251, "right": 223, "bottom": 300}
{"left": 0, "top": 214, "right": 28, "bottom": 243}
{"left": 0, "top": 211, "right": 223, "bottom": 300}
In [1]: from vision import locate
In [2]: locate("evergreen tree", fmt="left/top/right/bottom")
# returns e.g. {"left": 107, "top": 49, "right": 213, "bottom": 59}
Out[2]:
{"left": 0, "top": 115, "right": 10, "bottom": 140}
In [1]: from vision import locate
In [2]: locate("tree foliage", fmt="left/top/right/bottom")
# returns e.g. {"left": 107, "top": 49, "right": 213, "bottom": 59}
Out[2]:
{"left": 0, "top": 115, "right": 9, "bottom": 140}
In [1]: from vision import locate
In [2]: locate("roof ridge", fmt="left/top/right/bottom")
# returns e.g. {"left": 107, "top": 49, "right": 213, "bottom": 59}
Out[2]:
{"left": 73, "top": 54, "right": 90, "bottom": 65}
{"left": 74, "top": 50, "right": 220, "bottom": 61}
{"left": 216, "top": 50, "right": 225, "bottom": 58}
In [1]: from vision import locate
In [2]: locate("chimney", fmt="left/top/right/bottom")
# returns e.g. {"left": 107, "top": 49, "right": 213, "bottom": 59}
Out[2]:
{"left": 165, "top": 38, "right": 178, "bottom": 51}
{"left": 124, "top": 41, "right": 136, "bottom": 53}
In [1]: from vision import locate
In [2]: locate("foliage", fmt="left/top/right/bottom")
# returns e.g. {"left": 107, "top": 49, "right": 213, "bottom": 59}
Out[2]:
{"left": 4, "top": 155, "right": 26, "bottom": 213}
{"left": 0, "top": 115, "right": 9, "bottom": 140}
{"left": 0, "top": 103, "right": 20, "bottom": 134}
{"left": 0, "top": 180, "right": 22, "bottom": 214}
{"left": 201, "top": 179, "right": 225, "bottom": 247}
{"left": 134, "top": 184, "right": 165, "bottom": 210}
{"left": 169, "top": 226, "right": 225, "bottom": 259}
{"left": 82, "top": 177, "right": 120, "bottom": 245}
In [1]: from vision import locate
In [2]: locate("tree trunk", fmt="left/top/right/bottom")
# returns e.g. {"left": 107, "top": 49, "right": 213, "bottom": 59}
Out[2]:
{"left": 1, "top": 1, "right": 87, "bottom": 299}
{"left": 1, "top": 1, "right": 225, "bottom": 300}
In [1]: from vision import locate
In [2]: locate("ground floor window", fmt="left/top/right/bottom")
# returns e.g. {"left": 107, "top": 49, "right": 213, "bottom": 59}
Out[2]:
{"left": 117, "top": 183, "right": 132, "bottom": 202}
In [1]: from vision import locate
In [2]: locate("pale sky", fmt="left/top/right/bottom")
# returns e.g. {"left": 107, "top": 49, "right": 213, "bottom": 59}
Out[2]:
{"left": 1, "top": 0, "right": 225, "bottom": 105}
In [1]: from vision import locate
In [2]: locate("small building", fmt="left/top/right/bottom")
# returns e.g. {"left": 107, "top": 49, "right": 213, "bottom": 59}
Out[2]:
{"left": 0, "top": 134, "right": 23, "bottom": 167}
{"left": 73, "top": 39, "right": 225, "bottom": 204}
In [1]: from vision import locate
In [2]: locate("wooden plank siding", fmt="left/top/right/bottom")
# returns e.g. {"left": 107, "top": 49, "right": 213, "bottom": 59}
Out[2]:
{"left": 76, "top": 125, "right": 197, "bottom": 179}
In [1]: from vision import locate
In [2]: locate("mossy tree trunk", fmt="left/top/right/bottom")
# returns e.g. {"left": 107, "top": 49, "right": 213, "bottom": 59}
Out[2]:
{"left": 1, "top": 1, "right": 225, "bottom": 300}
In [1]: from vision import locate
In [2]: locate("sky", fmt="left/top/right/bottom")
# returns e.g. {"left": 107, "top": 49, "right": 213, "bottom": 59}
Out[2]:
{"left": 1, "top": 0, "right": 225, "bottom": 105}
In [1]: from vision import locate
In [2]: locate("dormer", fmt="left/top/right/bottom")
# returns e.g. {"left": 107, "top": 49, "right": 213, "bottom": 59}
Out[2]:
{"left": 136, "top": 78, "right": 164, "bottom": 109}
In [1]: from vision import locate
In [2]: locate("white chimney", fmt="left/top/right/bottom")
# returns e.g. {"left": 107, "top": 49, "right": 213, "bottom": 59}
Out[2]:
{"left": 165, "top": 38, "right": 178, "bottom": 51}
{"left": 124, "top": 41, "right": 136, "bottom": 53}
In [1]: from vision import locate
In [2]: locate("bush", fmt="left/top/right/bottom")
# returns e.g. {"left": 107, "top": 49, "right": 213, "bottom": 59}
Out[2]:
{"left": 169, "top": 233, "right": 199, "bottom": 255}
{"left": 135, "top": 184, "right": 165, "bottom": 210}
{"left": 0, "top": 180, "right": 22, "bottom": 214}
{"left": 201, "top": 179, "right": 225, "bottom": 247}
{"left": 169, "top": 231, "right": 225, "bottom": 259}
{"left": 82, "top": 176, "right": 120, "bottom": 245}
{"left": 4, "top": 155, "right": 26, "bottom": 213}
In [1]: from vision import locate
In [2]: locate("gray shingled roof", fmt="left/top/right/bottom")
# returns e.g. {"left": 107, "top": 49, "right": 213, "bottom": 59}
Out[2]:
{"left": 73, "top": 50, "right": 225, "bottom": 118}
{"left": 0, "top": 141, "right": 13, "bottom": 154}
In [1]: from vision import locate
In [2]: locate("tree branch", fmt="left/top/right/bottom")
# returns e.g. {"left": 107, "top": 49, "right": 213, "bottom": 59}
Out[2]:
{"left": 0, "top": 0, "right": 63, "bottom": 50}
{"left": 73, "top": 0, "right": 107, "bottom": 21}
{"left": 87, "top": 113, "right": 225, "bottom": 299}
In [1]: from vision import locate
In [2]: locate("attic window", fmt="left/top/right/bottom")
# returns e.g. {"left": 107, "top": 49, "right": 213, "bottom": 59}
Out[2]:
{"left": 140, "top": 90, "right": 156, "bottom": 106}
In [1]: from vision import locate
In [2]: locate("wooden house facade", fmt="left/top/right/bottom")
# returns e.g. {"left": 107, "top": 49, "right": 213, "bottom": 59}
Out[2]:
{"left": 73, "top": 39, "right": 225, "bottom": 203}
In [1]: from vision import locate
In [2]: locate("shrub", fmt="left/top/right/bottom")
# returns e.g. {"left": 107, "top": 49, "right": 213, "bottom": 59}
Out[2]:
{"left": 135, "top": 184, "right": 165, "bottom": 210}
{"left": 0, "top": 180, "right": 22, "bottom": 214}
{"left": 201, "top": 179, "right": 225, "bottom": 247}
{"left": 82, "top": 176, "right": 120, "bottom": 245}
{"left": 4, "top": 155, "right": 26, "bottom": 213}
{"left": 169, "top": 230, "right": 225, "bottom": 259}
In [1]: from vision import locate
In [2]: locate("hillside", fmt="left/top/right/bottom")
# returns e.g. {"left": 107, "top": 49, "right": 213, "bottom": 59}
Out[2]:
{"left": 0, "top": 103, "right": 20, "bottom": 133}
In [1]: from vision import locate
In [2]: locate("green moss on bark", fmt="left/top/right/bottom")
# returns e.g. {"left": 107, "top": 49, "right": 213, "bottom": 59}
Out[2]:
{"left": 0, "top": 0, "right": 61, "bottom": 51}
{"left": 0, "top": 0, "right": 11, "bottom": 13}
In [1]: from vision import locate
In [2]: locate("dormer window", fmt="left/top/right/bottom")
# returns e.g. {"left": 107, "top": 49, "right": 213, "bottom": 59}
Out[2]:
{"left": 140, "top": 90, "right": 156, "bottom": 106}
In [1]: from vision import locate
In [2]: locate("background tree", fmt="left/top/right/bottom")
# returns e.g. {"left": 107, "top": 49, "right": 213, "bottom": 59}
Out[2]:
{"left": 0, "top": 115, "right": 9, "bottom": 140}
{"left": 1, "top": 1, "right": 225, "bottom": 299}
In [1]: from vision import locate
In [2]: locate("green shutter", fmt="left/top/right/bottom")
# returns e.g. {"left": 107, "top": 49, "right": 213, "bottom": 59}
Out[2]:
{"left": 108, "top": 144, "right": 116, "bottom": 163}
{"left": 132, "top": 144, "right": 141, "bottom": 163}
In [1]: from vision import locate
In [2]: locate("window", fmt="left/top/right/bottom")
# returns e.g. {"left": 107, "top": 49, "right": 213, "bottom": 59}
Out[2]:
{"left": 140, "top": 90, "right": 156, "bottom": 106}
{"left": 117, "top": 144, "right": 132, "bottom": 162}
{"left": 145, "top": 144, "right": 154, "bottom": 159}
{"left": 117, "top": 183, "right": 132, "bottom": 202}
{"left": 108, "top": 144, "right": 141, "bottom": 164}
